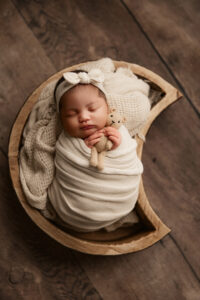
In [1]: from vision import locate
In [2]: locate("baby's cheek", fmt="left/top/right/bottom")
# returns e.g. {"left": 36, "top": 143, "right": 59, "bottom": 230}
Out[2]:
{"left": 61, "top": 118, "right": 67, "bottom": 130}
{"left": 100, "top": 112, "right": 108, "bottom": 126}
{"left": 62, "top": 119, "right": 74, "bottom": 135}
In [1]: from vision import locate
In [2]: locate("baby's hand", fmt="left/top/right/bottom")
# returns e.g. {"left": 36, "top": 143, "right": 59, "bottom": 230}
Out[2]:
{"left": 84, "top": 130, "right": 104, "bottom": 148}
{"left": 103, "top": 127, "right": 121, "bottom": 150}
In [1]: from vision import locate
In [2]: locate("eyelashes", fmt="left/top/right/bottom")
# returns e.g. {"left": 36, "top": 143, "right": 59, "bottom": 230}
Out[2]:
{"left": 64, "top": 107, "right": 98, "bottom": 117}
{"left": 88, "top": 107, "right": 97, "bottom": 112}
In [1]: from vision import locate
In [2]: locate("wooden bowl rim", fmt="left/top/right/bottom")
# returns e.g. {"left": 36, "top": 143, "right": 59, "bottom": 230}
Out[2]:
{"left": 8, "top": 60, "right": 182, "bottom": 255}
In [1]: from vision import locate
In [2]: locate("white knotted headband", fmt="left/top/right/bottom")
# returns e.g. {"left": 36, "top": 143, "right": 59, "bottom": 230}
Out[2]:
{"left": 55, "top": 68, "right": 106, "bottom": 111}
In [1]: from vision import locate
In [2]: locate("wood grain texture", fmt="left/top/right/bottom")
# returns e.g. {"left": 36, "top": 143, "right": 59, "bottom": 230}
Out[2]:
{"left": 75, "top": 236, "right": 200, "bottom": 300}
{"left": 0, "top": 0, "right": 54, "bottom": 153}
{"left": 1, "top": 0, "right": 200, "bottom": 298}
{"left": 0, "top": 151, "right": 102, "bottom": 299}
{"left": 123, "top": 0, "right": 200, "bottom": 113}
{"left": 12, "top": 0, "right": 174, "bottom": 82}
{"left": 142, "top": 98, "right": 200, "bottom": 279}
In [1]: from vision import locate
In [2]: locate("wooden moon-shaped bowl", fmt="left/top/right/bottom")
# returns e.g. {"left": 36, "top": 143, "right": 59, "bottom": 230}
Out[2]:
{"left": 8, "top": 60, "right": 182, "bottom": 255}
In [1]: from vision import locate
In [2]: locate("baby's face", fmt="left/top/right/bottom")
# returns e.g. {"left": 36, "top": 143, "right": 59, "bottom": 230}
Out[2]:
{"left": 60, "top": 84, "right": 108, "bottom": 139}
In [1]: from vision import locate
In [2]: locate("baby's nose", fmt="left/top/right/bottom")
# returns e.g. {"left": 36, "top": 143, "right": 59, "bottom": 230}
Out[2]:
{"left": 79, "top": 110, "right": 90, "bottom": 122}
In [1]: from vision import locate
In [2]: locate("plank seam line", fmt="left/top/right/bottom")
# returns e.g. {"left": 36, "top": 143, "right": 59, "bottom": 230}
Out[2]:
{"left": 120, "top": 0, "right": 200, "bottom": 118}
{"left": 169, "top": 233, "right": 200, "bottom": 283}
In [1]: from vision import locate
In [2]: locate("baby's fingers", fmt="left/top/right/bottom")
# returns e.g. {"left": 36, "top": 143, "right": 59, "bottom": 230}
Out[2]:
{"left": 85, "top": 137, "right": 101, "bottom": 148}
{"left": 104, "top": 128, "right": 120, "bottom": 138}
{"left": 90, "top": 138, "right": 101, "bottom": 147}
{"left": 108, "top": 135, "right": 121, "bottom": 150}
{"left": 87, "top": 132, "right": 103, "bottom": 141}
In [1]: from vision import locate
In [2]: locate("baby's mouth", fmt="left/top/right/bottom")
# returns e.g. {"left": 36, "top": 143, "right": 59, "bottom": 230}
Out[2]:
{"left": 81, "top": 125, "right": 96, "bottom": 130}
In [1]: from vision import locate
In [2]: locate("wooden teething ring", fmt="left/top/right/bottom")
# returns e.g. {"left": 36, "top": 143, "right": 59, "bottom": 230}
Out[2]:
{"left": 8, "top": 60, "right": 182, "bottom": 255}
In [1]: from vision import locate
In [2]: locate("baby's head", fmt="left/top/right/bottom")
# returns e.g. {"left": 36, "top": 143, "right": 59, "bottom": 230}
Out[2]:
{"left": 55, "top": 70, "right": 108, "bottom": 139}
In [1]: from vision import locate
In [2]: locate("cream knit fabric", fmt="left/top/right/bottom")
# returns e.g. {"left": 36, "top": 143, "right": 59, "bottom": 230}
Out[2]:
{"left": 20, "top": 108, "right": 61, "bottom": 210}
{"left": 19, "top": 58, "right": 151, "bottom": 212}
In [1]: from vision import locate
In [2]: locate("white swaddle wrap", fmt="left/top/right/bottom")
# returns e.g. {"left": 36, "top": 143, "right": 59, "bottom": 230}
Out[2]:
{"left": 48, "top": 125, "right": 143, "bottom": 231}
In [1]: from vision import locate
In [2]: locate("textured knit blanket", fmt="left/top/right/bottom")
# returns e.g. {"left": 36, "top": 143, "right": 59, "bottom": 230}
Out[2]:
{"left": 48, "top": 126, "right": 143, "bottom": 231}
{"left": 20, "top": 107, "right": 62, "bottom": 210}
{"left": 19, "top": 58, "right": 150, "bottom": 215}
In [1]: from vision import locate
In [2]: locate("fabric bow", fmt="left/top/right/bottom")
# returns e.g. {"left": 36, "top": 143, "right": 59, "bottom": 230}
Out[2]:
{"left": 63, "top": 68, "right": 105, "bottom": 85}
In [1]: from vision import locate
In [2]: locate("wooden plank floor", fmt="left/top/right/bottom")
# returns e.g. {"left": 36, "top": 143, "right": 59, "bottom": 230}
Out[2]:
{"left": 0, "top": 0, "right": 199, "bottom": 299}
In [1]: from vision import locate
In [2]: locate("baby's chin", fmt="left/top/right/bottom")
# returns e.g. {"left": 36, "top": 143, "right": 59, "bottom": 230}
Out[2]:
{"left": 66, "top": 128, "right": 98, "bottom": 139}
{"left": 80, "top": 127, "right": 98, "bottom": 139}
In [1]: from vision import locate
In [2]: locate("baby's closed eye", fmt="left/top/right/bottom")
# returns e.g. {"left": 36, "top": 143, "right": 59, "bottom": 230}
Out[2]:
{"left": 88, "top": 105, "right": 99, "bottom": 112}
{"left": 65, "top": 111, "right": 77, "bottom": 117}
{"left": 88, "top": 107, "right": 96, "bottom": 112}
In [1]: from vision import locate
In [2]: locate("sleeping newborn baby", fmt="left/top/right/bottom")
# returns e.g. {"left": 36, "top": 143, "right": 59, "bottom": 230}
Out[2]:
{"left": 47, "top": 69, "right": 144, "bottom": 232}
